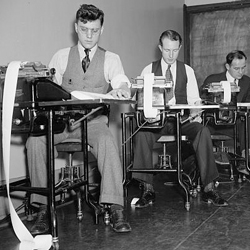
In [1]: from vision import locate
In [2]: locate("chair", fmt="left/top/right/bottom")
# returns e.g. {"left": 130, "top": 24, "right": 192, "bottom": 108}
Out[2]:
{"left": 55, "top": 138, "right": 84, "bottom": 221}
{"left": 157, "top": 135, "right": 200, "bottom": 197}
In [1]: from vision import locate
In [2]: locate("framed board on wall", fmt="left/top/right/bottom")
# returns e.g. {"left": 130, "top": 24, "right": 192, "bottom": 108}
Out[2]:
{"left": 183, "top": 1, "right": 250, "bottom": 88}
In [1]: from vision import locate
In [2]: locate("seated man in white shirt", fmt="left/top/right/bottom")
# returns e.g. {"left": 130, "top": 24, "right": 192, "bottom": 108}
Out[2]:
{"left": 201, "top": 50, "right": 250, "bottom": 175}
{"left": 132, "top": 30, "right": 228, "bottom": 208}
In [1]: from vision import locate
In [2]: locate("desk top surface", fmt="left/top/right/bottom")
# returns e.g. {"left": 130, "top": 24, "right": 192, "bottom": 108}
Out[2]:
{"left": 38, "top": 98, "right": 136, "bottom": 107}
{"left": 168, "top": 104, "right": 220, "bottom": 109}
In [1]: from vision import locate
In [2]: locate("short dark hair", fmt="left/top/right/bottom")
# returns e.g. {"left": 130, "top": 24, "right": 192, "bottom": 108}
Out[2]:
{"left": 159, "top": 30, "right": 182, "bottom": 46}
{"left": 76, "top": 4, "right": 104, "bottom": 26}
{"left": 226, "top": 50, "right": 247, "bottom": 65}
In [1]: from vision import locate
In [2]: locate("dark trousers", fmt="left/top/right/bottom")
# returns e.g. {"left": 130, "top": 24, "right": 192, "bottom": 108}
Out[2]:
{"left": 133, "top": 121, "right": 219, "bottom": 187}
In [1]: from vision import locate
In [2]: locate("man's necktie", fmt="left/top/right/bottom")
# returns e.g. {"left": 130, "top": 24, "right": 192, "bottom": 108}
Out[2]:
{"left": 165, "top": 64, "right": 174, "bottom": 102}
{"left": 82, "top": 49, "right": 90, "bottom": 73}
{"left": 165, "top": 64, "right": 173, "bottom": 83}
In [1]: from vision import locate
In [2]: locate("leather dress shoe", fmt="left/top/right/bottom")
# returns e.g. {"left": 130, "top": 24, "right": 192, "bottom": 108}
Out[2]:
{"left": 30, "top": 207, "right": 49, "bottom": 235}
{"left": 110, "top": 209, "right": 131, "bottom": 233}
{"left": 135, "top": 184, "right": 155, "bottom": 208}
{"left": 237, "top": 162, "right": 249, "bottom": 175}
{"left": 202, "top": 190, "right": 228, "bottom": 207}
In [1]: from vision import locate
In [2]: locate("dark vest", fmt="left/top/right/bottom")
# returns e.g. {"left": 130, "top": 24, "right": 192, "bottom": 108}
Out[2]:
{"left": 152, "top": 60, "right": 188, "bottom": 104}
{"left": 62, "top": 46, "right": 108, "bottom": 94}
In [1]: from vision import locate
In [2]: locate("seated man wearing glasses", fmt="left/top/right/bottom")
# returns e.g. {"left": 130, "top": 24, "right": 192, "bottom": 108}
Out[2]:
{"left": 26, "top": 4, "right": 131, "bottom": 235}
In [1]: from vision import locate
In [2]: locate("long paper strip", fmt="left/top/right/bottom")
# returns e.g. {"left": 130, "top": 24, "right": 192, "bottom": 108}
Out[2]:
{"left": 221, "top": 81, "right": 231, "bottom": 103}
{"left": 143, "top": 73, "right": 158, "bottom": 118}
{"left": 2, "top": 61, "right": 52, "bottom": 250}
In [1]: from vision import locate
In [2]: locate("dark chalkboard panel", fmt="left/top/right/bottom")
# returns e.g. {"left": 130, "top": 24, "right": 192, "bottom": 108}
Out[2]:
{"left": 183, "top": 1, "right": 250, "bottom": 87}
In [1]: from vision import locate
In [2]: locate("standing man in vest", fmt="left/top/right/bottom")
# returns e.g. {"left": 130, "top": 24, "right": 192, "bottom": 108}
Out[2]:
{"left": 132, "top": 30, "right": 228, "bottom": 208}
{"left": 26, "top": 4, "right": 131, "bottom": 234}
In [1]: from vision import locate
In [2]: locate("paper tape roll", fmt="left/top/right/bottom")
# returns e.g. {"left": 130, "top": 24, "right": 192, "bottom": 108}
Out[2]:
{"left": 2, "top": 61, "right": 52, "bottom": 250}
{"left": 221, "top": 81, "right": 231, "bottom": 103}
{"left": 143, "top": 73, "right": 158, "bottom": 118}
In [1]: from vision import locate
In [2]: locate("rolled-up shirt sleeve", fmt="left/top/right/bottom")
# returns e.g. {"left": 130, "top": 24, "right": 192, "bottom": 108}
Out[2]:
{"left": 105, "top": 51, "right": 131, "bottom": 89}
{"left": 186, "top": 65, "right": 201, "bottom": 105}
{"left": 48, "top": 48, "right": 70, "bottom": 85}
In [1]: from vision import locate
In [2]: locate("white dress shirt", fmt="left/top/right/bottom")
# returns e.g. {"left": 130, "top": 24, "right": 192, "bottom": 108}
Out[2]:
{"left": 141, "top": 59, "right": 202, "bottom": 122}
{"left": 226, "top": 71, "right": 238, "bottom": 85}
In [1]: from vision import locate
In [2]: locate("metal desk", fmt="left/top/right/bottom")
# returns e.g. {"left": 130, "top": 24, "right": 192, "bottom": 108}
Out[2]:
{"left": 33, "top": 98, "right": 135, "bottom": 249}
{"left": 122, "top": 104, "right": 219, "bottom": 211}
{"left": 237, "top": 103, "right": 250, "bottom": 172}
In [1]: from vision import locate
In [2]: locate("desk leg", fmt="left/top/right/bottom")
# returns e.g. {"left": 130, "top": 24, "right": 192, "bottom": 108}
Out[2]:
{"left": 121, "top": 113, "right": 135, "bottom": 197}
{"left": 121, "top": 113, "right": 127, "bottom": 186}
{"left": 244, "top": 112, "right": 249, "bottom": 172}
{"left": 176, "top": 112, "right": 190, "bottom": 211}
{"left": 48, "top": 109, "right": 59, "bottom": 249}
{"left": 82, "top": 118, "right": 102, "bottom": 224}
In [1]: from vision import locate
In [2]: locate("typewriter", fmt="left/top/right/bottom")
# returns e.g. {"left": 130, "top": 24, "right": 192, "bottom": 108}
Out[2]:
{"left": 0, "top": 61, "right": 71, "bottom": 134}
{"left": 132, "top": 74, "right": 173, "bottom": 128}
{"left": 204, "top": 81, "right": 240, "bottom": 125}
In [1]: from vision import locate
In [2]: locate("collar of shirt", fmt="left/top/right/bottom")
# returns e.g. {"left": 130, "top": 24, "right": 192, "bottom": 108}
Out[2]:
{"left": 226, "top": 71, "right": 238, "bottom": 85}
{"left": 77, "top": 42, "right": 97, "bottom": 61}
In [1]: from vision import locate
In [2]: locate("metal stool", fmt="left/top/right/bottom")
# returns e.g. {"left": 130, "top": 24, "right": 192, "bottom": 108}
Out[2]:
{"left": 55, "top": 138, "right": 109, "bottom": 224}
{"left": 157, "top": 135, "right": 199, "bottom": 197}
{"left": 55, "top": 138, "right": 84, "bottom": 221}
{"left": 211, "top": 134, "right": 235, "bottom": 181}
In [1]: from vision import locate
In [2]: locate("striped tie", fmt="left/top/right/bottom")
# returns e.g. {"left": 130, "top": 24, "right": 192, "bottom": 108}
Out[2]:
{"left": 165, "top": 64, "right": 173, "bottom": 102}
{"left": 165, "top": 64, "right": 173, "bottom": 82}
{"left": 82, "top": 49, "right": 90, "bottom": 73}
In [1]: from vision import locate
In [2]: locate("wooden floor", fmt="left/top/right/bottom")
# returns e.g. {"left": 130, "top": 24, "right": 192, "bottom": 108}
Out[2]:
{"left": 1, "top": 171, "right": 250, "bottom": 250}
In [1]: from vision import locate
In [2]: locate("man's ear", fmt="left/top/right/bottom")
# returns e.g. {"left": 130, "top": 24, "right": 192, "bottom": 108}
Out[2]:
{"left": 100, "top": 26, "right": 104, "bottom": 35}
{"left": 158, "top": 44, "right": 163, "bottom": 52}
{"left": 225, "top": 63, "right": 230, "bottom": 71}
{"left": 74, "top": 23, "right": 78, "bottom": 33}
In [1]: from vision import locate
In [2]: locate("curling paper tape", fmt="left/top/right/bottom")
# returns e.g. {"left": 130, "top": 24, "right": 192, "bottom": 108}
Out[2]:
{"left": 143, "top": 73, "right": 158, "bottom": 118}
{"left": 221, "top": 81, "right": 231, "bottom": 103}
{"left": 2, "top": 61, "right": 52, "bottom": 249}
{"left": 19, "top": 235, "right": 52, "bottom": 250}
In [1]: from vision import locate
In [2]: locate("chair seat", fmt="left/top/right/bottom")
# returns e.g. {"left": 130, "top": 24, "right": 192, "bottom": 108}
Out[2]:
{"left": 157, "top": 135, "right": 188, "bottom": 143}
{"left": 56, "top": 138, "right": 82, "bottom": 153}
{"left": 211, "top": 134, "right": 232, "bottom": 141}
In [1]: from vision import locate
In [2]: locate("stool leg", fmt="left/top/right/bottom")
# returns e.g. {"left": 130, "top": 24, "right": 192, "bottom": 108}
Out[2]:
{"left": 76, "top": 189, "right": 83, "bottom": 222}
{"left": 162, "top": 143, "right": 167, "bottom": 167}
{"left": 229, "top": 163, "right": 234, "bottom": 181}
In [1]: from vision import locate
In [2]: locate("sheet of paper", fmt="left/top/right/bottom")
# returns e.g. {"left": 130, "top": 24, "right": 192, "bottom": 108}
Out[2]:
{"left": 71, "top": 90, "right": 115, "bottom": 100}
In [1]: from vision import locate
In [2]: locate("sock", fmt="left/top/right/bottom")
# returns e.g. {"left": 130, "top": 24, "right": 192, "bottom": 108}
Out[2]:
{"left": 204, "top": 182, "right": 214, "bottom": 193}
{"left": 144, "top": 183, "right": 154, "bottom": 192}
